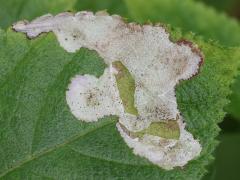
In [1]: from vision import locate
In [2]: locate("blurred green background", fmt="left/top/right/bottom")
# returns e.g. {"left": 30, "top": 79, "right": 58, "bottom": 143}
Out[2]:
{"left": 0, "top": 0, "right": 239, "bottom": 179}
{"left": 196, "top": 2, "right": 240, "bottom": 180}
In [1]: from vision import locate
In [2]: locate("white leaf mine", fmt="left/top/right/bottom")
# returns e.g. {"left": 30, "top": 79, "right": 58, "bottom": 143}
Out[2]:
{"left": 66, "top": 67, "right": 124, "bottom": 122}
{"left": 13, "top": 11, "right": 203, "bottom": 169}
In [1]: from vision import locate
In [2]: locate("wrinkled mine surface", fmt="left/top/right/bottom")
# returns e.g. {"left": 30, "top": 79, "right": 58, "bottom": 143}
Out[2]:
{"left": 13, "top": 11, "right": 203, "bottom": 169}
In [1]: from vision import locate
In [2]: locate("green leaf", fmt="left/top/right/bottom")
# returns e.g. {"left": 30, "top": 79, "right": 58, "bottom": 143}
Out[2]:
{"left": 124, "top": 0, "right": 240, "bottom": 122}
{"left": 74, "top": 0, "right": 128, "bottom": 17}
{"left": 112, "top": 61, "right": 138, "bottom": 116}
{"left": 195, "top": 0, "right": 239, "bottom": 16}
{"left": 0, "top": 0, "right": 76, "bottom": 29}
{"left": 133, "top": 121, "right": 180, "bottom": 140}
{"left": 0, "top": 22, "right": 239, "bottom": 179}
{"left": 203, "top": 133, "right": 240, "bottom": 180}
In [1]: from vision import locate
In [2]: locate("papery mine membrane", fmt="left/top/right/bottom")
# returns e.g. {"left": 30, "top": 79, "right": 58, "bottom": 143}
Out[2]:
{"left": 13, "top": 11, "right": 203, "bottom": 169}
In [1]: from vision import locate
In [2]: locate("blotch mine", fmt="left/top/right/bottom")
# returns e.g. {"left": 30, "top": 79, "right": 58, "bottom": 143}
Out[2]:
{"left": 13, "top": 11, "right": 203, "bottom": 170}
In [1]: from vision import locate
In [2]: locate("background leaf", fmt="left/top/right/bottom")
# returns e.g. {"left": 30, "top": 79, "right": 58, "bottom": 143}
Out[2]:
{"left": 203, "top": 132, "right": 240, "bottom": 180}
{"left": 0, "top": 0, "right": 76, "bottom": 29}
{"left": 74, "top": 0, "right": 128, "bottom": 16}
{"left": 196, "top": 0, "right": 240, "bottom": 18}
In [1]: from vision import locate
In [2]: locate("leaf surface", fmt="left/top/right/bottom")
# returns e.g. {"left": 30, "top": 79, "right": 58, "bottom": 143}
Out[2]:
{"left": 0, "top": 24, "right": 239, "bottom": 179}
